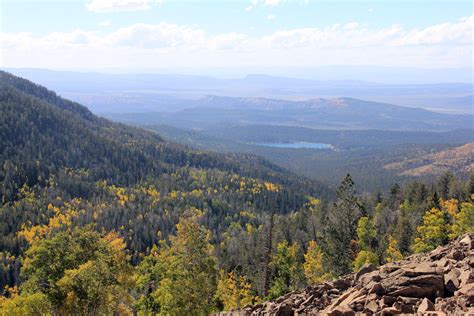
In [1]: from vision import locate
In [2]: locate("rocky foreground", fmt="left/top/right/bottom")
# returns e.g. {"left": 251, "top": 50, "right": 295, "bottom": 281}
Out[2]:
{"left": 216, "top": 234, "right": 474, "bottom": 315}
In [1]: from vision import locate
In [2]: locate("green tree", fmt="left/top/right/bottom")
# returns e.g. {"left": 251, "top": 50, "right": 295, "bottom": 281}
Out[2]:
{"left": 353, "top": 216, "right": 379, "bottom": 271}
{"left": 20, "top": 227, "right": 133, "bottom": 315}
{"left": 153, "top": 210, "right": 218, "bottom": 315}
{"left": 353, "top": 250, "right": 379, "bottom": 271}
{"left": 395, "top": 201, "right": 414, "bottom": 255}
{"left": 135, "top": 245, "right": 161, "bottom": 313}
{"left": 450, "top": 202, "right": 474, "bottom": 238}
{"left": 412, "top": 207, "right": 450, "bottom": 253}
{"left": 268, "top": 241, "right": 303, "bottom": 299}
{"left": 0, "top": 289, "right": 50, "bottom": 315}
{"left": 323, "top": 175, "right": 362, "bottom": 276}
{"left": 356, "top": 216, "right": 377, "bottom": 251}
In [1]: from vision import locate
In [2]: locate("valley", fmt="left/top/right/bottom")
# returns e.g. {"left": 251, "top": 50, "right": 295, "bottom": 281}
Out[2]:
{"left": 0, "top": 69, "right": 472, "bottom": 315}
{"left": 1, "top": 1, "right": 473, "bottom": 314}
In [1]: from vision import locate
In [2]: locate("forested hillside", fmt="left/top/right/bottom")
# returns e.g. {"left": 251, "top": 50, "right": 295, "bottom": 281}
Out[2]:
{"left": 142, "top": 123, "right": 473, "bottom": 191}
{"left": 0, "top": 71, "right": 473, "bottom": 314}
{"left": 385, "top": 142, "right": 473, "bottom": 176}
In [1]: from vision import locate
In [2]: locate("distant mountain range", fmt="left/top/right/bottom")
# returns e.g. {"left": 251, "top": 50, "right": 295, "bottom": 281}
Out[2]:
{"left": 4, "top": 68, "right": 473, "bottom": 114}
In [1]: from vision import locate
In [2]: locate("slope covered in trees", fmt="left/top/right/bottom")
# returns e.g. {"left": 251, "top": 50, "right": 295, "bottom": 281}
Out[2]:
{"left": 0, "top": 71, "right": 329, "bottom": 307}
{"left": 0, "top": 71, "right": 473, "bottom": 314}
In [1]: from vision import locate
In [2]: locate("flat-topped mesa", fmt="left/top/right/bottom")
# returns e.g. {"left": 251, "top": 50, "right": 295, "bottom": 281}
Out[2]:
{"left": 214, "top": 233, "right": 473, "bottom": 315}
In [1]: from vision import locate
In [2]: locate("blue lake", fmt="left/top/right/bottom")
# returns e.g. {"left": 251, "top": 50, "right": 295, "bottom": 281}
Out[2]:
{"left": 254, "top": 142, "right": 333, "bottom": 149}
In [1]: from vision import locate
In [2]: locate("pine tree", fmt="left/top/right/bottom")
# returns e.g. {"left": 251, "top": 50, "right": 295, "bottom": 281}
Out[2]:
{"left": 395, "top": 201, "right": 414, "bottom": 255}
{"left": 322, "top": 174, "right": 362, "bottom": 276}
{"left": 437, "top": 172, "right": 454, "bottom": 200}
{"left": 263, "top": 209, "right": 275, "bottom": 298}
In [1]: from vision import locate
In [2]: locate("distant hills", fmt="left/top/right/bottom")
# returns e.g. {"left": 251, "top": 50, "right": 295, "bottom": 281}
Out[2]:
{"left": 109, "top": 95, "right": 473, "bottom": 131}
{"left": 385, "top": 143, "right": 474, "bottom": 176}
{"left": 4, "top": 68, "right": 473, "bottom": 114}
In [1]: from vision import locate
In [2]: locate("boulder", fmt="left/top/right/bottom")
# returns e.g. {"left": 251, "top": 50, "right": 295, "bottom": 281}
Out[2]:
{"left": 379, "top": 295, "right": 396, "bottom": 308}
{"left": 393, "top": 301, "right": 415, "bottom": 314}
{"left": 459, "top": 234, "right": 473, "bottom": 249}
{"left": 458, "top": 269, "right": 474, "bottom": 287}
{"left": 326, "top": 304, "right": 355, "bottom": 316}
{"left": 379, "top": 306, "right": 402, "bottom": 315}
{"left": 389, "top": 285, "right": 438, "bottom": 298}
{"left": 364, "top": 300, "right": 379, "bottom": 314}
{"left": 447, "top": 248, "right": 465, "bottom": 261}
{"left": 368, "top": 282, "right": 385, "bottom": 295}
{"left": 417, "top": 298, "right": 435, "bottom": 313}
{"left": 274, "top": 304, "right": 293, "bottom": 316}
{"left": 400, "top": 261, "right": 438, "bottom": 277}
{"left": 355, "top": 263, "right": 376, "bottom": 281}
{"left": 455, "top": 283, "right": 474, "bottom": 297}
{"left": 359, "top": 271, "right": 382, "bottom": 286}
{"left": 444, "top": 269, "right": 460, "bottom": 294}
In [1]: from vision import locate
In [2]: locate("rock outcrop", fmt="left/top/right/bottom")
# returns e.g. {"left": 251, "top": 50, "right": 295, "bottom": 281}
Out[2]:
{"left": 215, "top": 234, "right": 474, "bottom": 315}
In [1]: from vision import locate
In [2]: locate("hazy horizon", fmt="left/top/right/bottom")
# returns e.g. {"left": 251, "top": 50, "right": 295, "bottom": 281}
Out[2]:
{"left": 4, "top": 65, "right": 474, "bottom": 85}
{"left": 2, "top": 0, "right": 473, "bottom": 72}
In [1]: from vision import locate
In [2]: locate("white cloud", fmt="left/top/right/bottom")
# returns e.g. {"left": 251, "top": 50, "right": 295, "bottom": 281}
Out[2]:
{"left": 267, "top": 14, "right": 276, "bottom": 21}
{"left": 246, "top": 0, "right": 282, "bottom": 11}
{"left": 246, "top": 0, "right": 310, "bottom": 11}
{"left": 99, "top": 20, "right": 111, "bottom": 27}
{"left": 1, "top": 16, "right": 472, "bottom": 69}
{"left": 263, "top": 0, "right": 281, "bottom": 6}
{"left": 106, "top": 23, "right": 205, "bottom": 49}
{"left": 391, "top": 15, "right": 474, "bottom": 46}
{"left": 86, "top": 0, "right": 160, "bottom": 13}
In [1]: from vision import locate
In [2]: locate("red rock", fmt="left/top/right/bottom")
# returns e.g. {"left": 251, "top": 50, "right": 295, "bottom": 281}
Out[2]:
{"left": 218, "top": 234, "right": 473, "bottom": 316}
{"left": 444, "top": 269, "right": 460, "bottom": 294}
{"left": 455, "top": 283, "right": 474, "bottom": 297}
{"left": 393, "top": 301, "right": 415, "bottom": 314}
{"left": 389, "top": 285, "right": 438, "bottom": 298}
{"left": 368, "top": 282, "right": 385, "bottom": 295}
{"left": 355, "top": 263, "right": 376, "bottom": 281}
{"left": 379, "top": 306, "right": 402, "bottom": 315}
{"left": 364, "top": 300, "right": 379, "bottom": 314}
{"left": 326, "top": 304, "right": 355, "bottom": 316}
{"left": 417, "top": 298, "right": 435, "bottom": 313}
{"left": 458, "top": 269, "right": 474, "bottom": 287}
{"left": 459, "top": 235, "right": 473, "bottom": 249}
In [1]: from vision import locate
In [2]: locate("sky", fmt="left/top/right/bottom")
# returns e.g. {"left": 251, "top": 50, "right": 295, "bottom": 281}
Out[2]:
{"left": 0, "top": 0, "right": 473, "bottom": 72}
